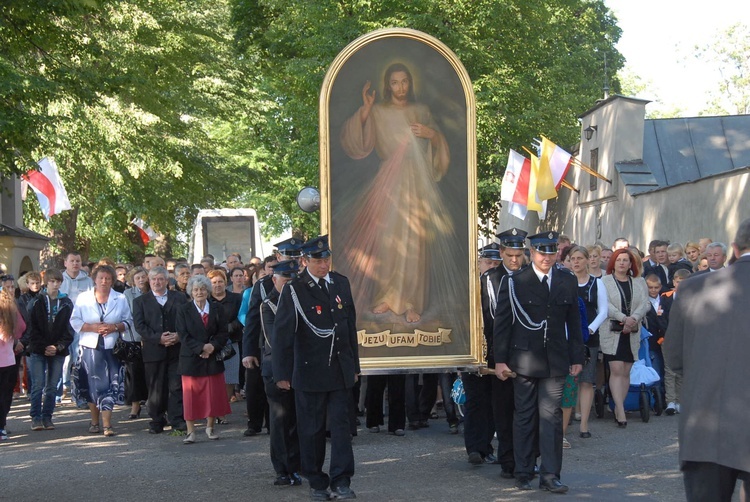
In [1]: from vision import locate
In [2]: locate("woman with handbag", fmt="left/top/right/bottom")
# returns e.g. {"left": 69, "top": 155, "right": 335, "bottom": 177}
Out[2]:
{"left": 176, "top": 275, "right": 232, "bottom": 444}
{"left": 207, "top": 269, "right": 243, "bottom": 406}
{"left": 69, "top": 265, "right": 132, "bottom": 437}
{"left": 122, "top": 267, "right": 149, "bottom": 419}
{"left": 600, "top": 249, "right": 650, "bottom": 428}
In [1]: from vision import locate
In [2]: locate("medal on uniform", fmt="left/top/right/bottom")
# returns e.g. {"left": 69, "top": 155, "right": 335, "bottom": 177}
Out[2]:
{"left": 336, "top": 295, "right": 343, "bottom": 309}
{"left": 316, "top": 306, "right": 322, "bottom": 315}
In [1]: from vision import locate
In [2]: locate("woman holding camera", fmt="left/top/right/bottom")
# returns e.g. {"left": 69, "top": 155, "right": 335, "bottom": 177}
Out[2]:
{"left": 600, "top": 248, "right": 649, "bottom": 428}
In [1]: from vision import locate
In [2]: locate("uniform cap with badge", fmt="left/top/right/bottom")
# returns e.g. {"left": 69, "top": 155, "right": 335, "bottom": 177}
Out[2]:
{"left": 301, "top": 235, "right": 332, "bottom": 259}
{"left": 274, "top": 237, "right": 303, "bottom": 258}
{"left": 479, "top": 242, "right": 502, "bottom": 261}
{"left": 528, "top": 231, "right": 559, "bottom": 254}
{"left": 496, "top": 227, "right": 528, "bottom": 249}
{"left": 271, "top": 259, "right": 299, "bottom": 278}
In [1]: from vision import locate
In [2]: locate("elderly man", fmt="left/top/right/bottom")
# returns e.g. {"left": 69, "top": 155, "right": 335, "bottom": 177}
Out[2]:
{"left": 272, "top": 235, "right": 360, "bottom": 501}
{"left": 664, "top": 219, "right": 750, "bottom": 501}
{"left": 693, "top": 242, "right": 727, "bottom": 276}
{"left": 494, "top": 231, "right": 584, "bottom": 493}
{"left": 132, "top": 266, "right": 188, "bottom": 434}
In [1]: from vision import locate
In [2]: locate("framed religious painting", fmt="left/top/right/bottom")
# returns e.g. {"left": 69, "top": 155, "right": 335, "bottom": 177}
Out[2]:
{"left": 319, "top": 28, "right": 481, "bottom": 373}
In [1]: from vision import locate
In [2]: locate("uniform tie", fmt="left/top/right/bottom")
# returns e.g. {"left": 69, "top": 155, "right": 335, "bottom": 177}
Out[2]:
{"left": 542, "top": 274, "right": 549, "bottom": 290}
{"left": 319, "top": 278, "right": 329, "bottom": 295}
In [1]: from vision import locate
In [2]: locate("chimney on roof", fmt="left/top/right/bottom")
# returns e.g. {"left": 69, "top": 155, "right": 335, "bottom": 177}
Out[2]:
{"left": 603, "top": 53, "right": 610, "bottom": 99}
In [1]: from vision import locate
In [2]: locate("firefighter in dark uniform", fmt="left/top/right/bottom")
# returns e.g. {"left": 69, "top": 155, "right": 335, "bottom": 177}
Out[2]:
{"left": 464, "top": 229, "right": 526, "bottom": 477}
{"left": 260, "top": 259, "right": 302, "bottom": 486}
{"left": 493, "top": 231, "right": 584, "bottom": 493}
{"left": 241, "top": 237, "right": 302, "bottom": 436}
{"left": 272, "top": 235, "right": 360, "bottom": 501}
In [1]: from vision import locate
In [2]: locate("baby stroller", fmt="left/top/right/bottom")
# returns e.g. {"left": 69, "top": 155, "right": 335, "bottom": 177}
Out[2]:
{"left": 595, "top": 326, "right": 665, "bottom": 422}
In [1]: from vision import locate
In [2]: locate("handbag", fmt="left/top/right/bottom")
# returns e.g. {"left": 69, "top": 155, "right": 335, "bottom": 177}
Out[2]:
{"left": 113, "top": 321, "right": 142, "bottom": 363}
{"left": 215, "top": 341, "right": 236, "bottom": 362}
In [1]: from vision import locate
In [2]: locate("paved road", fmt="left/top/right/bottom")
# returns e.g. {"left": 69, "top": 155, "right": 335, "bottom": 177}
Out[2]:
{"left": 0, "top": 393, "right": 726, "bottom": 501}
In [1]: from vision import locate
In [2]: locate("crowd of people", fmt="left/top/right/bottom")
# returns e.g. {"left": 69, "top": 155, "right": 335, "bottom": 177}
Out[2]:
{"left": 0, "top": 221, "right": 747, "bottom": 501}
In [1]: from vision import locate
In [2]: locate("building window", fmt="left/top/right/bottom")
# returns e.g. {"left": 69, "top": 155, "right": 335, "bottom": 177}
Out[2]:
{"left": 589, "top": 148, "right": 599, "bottom": 192}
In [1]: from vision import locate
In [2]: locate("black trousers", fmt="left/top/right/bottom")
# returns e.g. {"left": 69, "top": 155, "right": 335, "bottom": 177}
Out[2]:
{"left": 144, "top": 357, "right": 184, "bottom": 428}
{"left": 683, "top": 461, "right": 749, "bottom": 502}
{"left": 462, "top": 371, "right": 515, "bottom": 464}
{"left": 245, "top": 366, "right": 268, "bottom": 431}
{"left": 263, "top": 377, "right": 300, "bottom": 476}
{"left": 405, "top": 373, "right": 438, "bottom": 423}
{"left": 0, "top": 364, "right": 17, "bottom": 429}
{"left": 513, "top": 375, "right": 564, "bottom": 483}
{"left": 296, "top": 387, "right": 354, "bottom": 490}
{"left": 365, "top": 374, "right": 405, "bottom": 432}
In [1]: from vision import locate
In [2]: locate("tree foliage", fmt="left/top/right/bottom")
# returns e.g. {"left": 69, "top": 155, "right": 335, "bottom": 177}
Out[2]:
{"left": 2, "top": 0, "right": 253, "bottom": 261}
{"left": 230, "top": 0, "right": 624, "bottom": 237}
{"left": 694, "top": 22, "right": 750, "bottom": 116}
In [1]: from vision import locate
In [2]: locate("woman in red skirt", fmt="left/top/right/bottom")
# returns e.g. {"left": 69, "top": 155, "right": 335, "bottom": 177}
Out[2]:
{"left": 176, "top": 275, "right": 232, "bottom": 444}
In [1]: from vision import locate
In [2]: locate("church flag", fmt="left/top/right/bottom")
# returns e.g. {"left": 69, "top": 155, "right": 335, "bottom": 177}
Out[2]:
{"left": 131, "top": 218, "right": 157, "bottom": 246}
{"left": 22, "top": 157, "right": 72, "bottom": 219}
{"left": 540, "top": 136, "right": 573, "bottom": 189}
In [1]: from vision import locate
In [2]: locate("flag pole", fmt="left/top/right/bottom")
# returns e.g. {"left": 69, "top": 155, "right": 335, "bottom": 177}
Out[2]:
{"left": 533, "top": 136, "right": 611, "bottom": 184}
{"left": 560, "top": 179, "right": 579, "bottom": 193}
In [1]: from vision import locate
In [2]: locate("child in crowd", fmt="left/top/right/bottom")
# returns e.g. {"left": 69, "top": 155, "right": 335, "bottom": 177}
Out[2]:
{"left": 23, "top": 269, "right": 74, "bottom": 431}
{"left": 660, "top": 268, "right": 691, "bottom": 416}
{"left": 666, "top": 243, "right": 692, "bottom": 287}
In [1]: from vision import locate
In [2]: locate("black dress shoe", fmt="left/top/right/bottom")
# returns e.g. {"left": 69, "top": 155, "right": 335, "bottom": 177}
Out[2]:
{"left": 274, "top": 475, "right": 291, "bottom": 486}
{"left": 500, "top": 469, "right": 515, "bottom": 479}
{"left": 540, "top": 478, "right": 569, "bottom": 493}
{"left": 244, "top": 427, "right": 261, "bottom": 437}
{"left": 417, "top": 420, "right": 429, "bottom": 428}
{"left": 580, "top": 431, "right": 592, "bottom": 438}
{"left": 330, "top": 486, "right": 356, "bottom": 499}
{"left": 515, "top": 478, "right": 533, "bottom": 490}
{"left": 468, "top": 451, "right": 483, "bottom": 465}
{"left": 171, "top": 422, "right": 187, "bottom": 432}
{"left": 407, "top": 422, "right": 420, "bottom": 431}
{"left": 310, "top": 488, "right": 331, "bottom": 500}
{"left": 148, "top": 426, "right": 163, "bottom": 434}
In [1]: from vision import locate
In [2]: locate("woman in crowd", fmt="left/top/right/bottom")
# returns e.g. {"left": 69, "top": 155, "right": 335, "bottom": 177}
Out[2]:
{"left": 599, "top": 249, "right": 650, "bottom": 428}
{"left": 70, "top": 265, "right": 132, "bottom": 437}
{"left": 177, "top": 275, "right": 231, "bottom": 444}
{"left": 122, "top": 267, "right": 150, "bottom": 419}
{"left": 25, "top": 269, "right": 74, "bottom": 431}
{"left": 684, "top": 241, "right": 701, "bottom": 267}
{"left": 173, "top": 263, "right": 191, "bottom": 296}
{"left": 568, "top": 247, "right": 608, "bottom": 438}
{"left": 228, "top": 267, "right": 247, "bottom": 295}
{"left": 0, "top": 290, "right": 25, "bottom": 441}
{"left": 587, "top": 245, "right": 603, "bottom": 278}
{"left": 207, "top": 269, "right": 243, "bottom": 405}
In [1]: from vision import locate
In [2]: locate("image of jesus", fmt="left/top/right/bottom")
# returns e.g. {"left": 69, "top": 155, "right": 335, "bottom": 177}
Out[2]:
{"left": 338, "top": 62, "right": 453, "bottom": 324}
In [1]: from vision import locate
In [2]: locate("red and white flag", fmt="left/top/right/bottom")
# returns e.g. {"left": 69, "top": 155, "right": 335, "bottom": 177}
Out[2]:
{"left": 131, "top": 218, "right": 157, "bottom": 246}
{"left": 22, "top": 157, "right": 72, "bottom": 219}
{"left": 501, "top": 149, "right": 531, "bottom": 220}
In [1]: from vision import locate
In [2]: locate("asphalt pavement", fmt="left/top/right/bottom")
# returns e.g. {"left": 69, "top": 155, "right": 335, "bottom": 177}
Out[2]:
{"left": 0, "top": 392, "right": 726, "bottom": 502}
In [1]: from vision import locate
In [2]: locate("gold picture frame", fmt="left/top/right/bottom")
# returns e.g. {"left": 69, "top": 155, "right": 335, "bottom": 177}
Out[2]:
{"left": 319, "top": 28, "right": 481, "bottom": 373}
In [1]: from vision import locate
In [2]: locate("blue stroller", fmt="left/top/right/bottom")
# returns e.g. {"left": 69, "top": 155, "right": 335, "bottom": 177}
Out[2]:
{"left": 595, "top": 327, "right": 665, "bottom": 422}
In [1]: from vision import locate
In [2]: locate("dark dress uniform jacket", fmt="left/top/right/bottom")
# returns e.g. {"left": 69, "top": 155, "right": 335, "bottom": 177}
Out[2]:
{"left": 272, "top": 270, "right": 360, "bottom": 393}
{"left": 176, "top": 301, "right": 229, "bottom": 377}
{"left": 493, "top": 265, "right": 584, "bottom": 378}
{"left": 133, "top": 290, "right": 188, "bottom": 363}
{"left": 242, "top": 275, "right": 274, "bottom": 359}
{"left": 260, "top": 287, "right": 280, "bottom": 379}
{"left": 481, "top": 266, "right": 509, "bottom": 366}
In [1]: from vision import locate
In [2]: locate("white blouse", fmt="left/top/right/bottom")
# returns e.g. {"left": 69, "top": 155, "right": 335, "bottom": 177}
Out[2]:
{"left": 70, "top": 289, "right": 133, "bottom": 350}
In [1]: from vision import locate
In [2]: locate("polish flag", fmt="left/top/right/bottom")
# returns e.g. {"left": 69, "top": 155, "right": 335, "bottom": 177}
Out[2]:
{"left": 131, "top": 218, "right": 157, "bottom": 246}
{"left": 22, "top": 158, "right": 72, "bottom": 219}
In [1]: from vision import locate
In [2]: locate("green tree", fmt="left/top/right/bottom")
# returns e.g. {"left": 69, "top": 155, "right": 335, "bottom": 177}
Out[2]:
{"left": 230, "top": 0, "right": 624, "bottom": 236}
{"left": 694, "top": 22, "right": 750, "bottom": 116}
{"left": 3, "top": 1, "right": 254, "bottom": 261}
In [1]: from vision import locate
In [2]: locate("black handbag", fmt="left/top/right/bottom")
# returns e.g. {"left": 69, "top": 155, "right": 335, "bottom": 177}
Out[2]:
{"left": 215, "top": 341, "right": 236, "bottom": 362}
{"left": 113, "top": 321, "right": 142, "bottom": 363}
{"left": 609, "top": 320, "right": 624, "bottom": 332}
